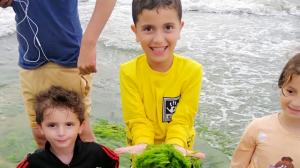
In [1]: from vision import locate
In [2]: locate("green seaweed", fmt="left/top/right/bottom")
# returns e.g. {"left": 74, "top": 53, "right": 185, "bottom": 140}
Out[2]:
{"left": 93, "top": 119, "right": 126, "bottom": 141}
{"left": 92, "top": 119, "right": 131, "bottom": 168}
{"left": 134, "top": 144, "right": 202, "bottom": 168}
{"left": 0, "top": 128, "right": 35, "bottom": 163}
{"left": 197, "top": 123, "right": 234, "bottom": 156}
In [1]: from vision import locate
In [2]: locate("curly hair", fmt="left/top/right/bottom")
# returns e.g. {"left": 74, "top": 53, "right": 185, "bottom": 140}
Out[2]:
{"left": 35, "top": 86, "right": 85, "bottom": 124}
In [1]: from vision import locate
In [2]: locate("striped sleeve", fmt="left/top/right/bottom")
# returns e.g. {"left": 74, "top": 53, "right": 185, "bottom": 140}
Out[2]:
{"left": 99, "top": 144, "right": 119, "bottom": 168}
{"left": 16, "top": 157, "right": 30, "bottom": 168}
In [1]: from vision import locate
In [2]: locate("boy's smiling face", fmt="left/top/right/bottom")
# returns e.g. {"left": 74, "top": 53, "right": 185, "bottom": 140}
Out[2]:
{"left": 132, "top": 7, "right": 184, "bottom": 72}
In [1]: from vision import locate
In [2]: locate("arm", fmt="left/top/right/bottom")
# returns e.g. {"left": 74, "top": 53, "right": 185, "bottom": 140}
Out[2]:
{"left": 120, "top": 66, "right": 155, "bottom": 145}
{"left": 77, "top": 0, "right": 116, "bottom": 75}
{"left": 0, "top": 0, "right": 12, "bottom": 8}
{"left": 230, "top": 121, "right": 257, "bottom": 168}
{"left": 17, "top": 157, "right": 30, "bottom": 168}
{"left": 165, "top": 64, "right": 203, "bottom": 148}
{"left": 99, "top": 145, "right": 119, "bottom": 168}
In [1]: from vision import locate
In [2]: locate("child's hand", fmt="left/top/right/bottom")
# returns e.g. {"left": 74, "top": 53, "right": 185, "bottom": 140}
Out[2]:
{"left": 0, "top": 0, "right": 12, "bottom": 8}
{"left": 174, "top": 145, "right": 205, "bottom": 159}
{"left": 77, "top": 41, "right": 97, "bottom": 75}
{"left": 114, "top": 144, "right": 147, "bottom": 155}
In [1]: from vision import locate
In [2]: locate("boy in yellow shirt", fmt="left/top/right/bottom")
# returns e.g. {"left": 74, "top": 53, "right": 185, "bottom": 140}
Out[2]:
{"left": 115, "top": 0, "right": 205, "bottom": 159}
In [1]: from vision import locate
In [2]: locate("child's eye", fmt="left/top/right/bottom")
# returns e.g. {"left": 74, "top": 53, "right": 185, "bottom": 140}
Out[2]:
{"left": 66, "top": 122, "right": 74, "bottom": 127}
{"left": 165, "top": 25, "right": 174, "bottom": 30}
{"left": 164, "top": 24, "right": 174, "bottom": 32}
{"left": 282, "top": 88, "right": 296, "bottom": 96}
{"left": 287, "top": 89, "right": 294, "bottom": 94}
{"left": 47, "top": 123, "right": 56, "bottom": 128}
{"left": 143, "top": 26, "right": 153, "bottom": 32}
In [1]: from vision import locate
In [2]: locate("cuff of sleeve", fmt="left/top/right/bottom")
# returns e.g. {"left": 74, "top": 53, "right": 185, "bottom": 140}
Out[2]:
{"left": 165, "top": 138, "right": 185, "bottom": 147}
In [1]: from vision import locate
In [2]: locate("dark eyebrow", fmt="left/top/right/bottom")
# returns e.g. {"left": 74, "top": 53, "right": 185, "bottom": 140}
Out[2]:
{"left": 164, "top": 22, "right": 175, "bottom": 25}
{"left": 141, "top": 24, "right": 153, "bottom": 28}
{"left": 46, "top": 122, "right": 56, "bottom": 125}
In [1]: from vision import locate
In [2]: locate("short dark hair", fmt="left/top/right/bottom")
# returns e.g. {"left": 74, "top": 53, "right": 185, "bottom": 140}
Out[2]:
{"left": 35, "top": 86, "right": 85, "bottom": 124}
{"left": 278, "top": 53, "right": 300, "bottom": 88}
{"left": 132, "top": 0, "right": 182, "bottom": 24}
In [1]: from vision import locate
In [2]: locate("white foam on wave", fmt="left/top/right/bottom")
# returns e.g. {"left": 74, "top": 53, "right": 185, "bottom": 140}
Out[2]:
{"left": 182, "top": 0, "right": 300, "bottom": 16}
{"left": 0, "top": 8, "right": 15, "bottom": 37}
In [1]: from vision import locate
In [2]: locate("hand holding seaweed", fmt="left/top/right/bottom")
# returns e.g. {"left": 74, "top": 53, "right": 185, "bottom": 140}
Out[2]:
{"left": 133, "top": 144, "right": 203, "bottom": 168}
{"left": 115, "top": 144, "right": 205, "bottom": 160}
{"left": 174, "top": 145, "right": 205, "bottom": 159}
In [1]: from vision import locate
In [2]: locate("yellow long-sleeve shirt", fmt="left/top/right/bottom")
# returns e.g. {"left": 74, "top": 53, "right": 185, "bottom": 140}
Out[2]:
{"left": 120, "top": 53, "right": 203, "bottom": 149}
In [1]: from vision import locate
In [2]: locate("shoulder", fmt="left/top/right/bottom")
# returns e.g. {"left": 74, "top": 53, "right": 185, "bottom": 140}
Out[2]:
{"left": 251, "top": 114, "right": 276, "bottom": 127}
{"left": 86, "top": 142, "right": 119, "bottom": 167}
{"left": 120, "top": 54, "right": 145, "bottom": 71}
{"left": 98, "top": 144, "right": 119, "bottom": 160}
{"left": 83, "top": 142, "right": 119, "bottom": 160}
{"left": 16, "top": 149, "right": 45, "bottom": 168}
{"left": 120, "top": 54, "right": 146, "bottom": 80}
{"left": 244, "top": 114, "right": 276, "bottom": 134}
{"left": 173, "top": 54, "right": 203, "bottom": 81}
{"left": 17, "top": 156, "right": 30, "bottom": 168}
{"left": 90, "top": 143, "right": 119, "bottom": 165}
{"left": 174, "top": 54, "right": 203, "bottom": 72}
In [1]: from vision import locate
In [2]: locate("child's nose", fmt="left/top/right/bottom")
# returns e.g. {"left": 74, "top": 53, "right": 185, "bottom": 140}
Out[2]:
{"left": 57, "top": 126, "right": 65, "bottom": 136}
{"left": 152, "top": 31, "right": 164, "bottom": 44}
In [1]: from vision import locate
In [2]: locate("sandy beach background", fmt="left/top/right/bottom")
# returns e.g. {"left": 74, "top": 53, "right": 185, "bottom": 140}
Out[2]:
{"left": 0, "top": 0, "right": 300, "bottom": 167}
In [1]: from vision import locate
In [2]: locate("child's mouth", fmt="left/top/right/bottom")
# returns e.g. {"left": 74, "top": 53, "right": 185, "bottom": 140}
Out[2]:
{"left": 151, "top": 46, "right": 168, "bottom": 56}
{"left": 288, "top": 106, "right": 300, "bottom": 115}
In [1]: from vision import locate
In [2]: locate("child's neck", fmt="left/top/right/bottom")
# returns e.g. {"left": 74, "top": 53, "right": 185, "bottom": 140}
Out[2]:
{"left": 50, "top": 145, "right": 74, "bottom": 165}
{"left": 147, "top": 57, "right": 173, "bottom": 72}
{"left": 278, "top": 112, "right": 300, "bottom": 134}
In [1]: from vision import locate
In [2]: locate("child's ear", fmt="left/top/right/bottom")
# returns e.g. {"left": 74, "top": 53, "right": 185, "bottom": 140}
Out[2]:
{"left": 79, "top": 121, "right": 86, "bottom": 134}
{"left": 180, "top": 21, "right": 184, "bottom": 29}
{"left": 131, "top": 24, "right": 139, "bottom": 42}
{"left": 37, "top": 124, "right": 44, "bottom": 135}
{"left": 178, "top": 21, "right": 184, "bottom": 39}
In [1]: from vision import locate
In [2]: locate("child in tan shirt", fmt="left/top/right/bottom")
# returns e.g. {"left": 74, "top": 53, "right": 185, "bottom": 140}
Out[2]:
{"left": 230, "top": 53, "right": 300, "bottom": 168}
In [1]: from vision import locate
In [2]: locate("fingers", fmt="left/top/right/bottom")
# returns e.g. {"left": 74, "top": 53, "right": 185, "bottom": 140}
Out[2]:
{"left": 0, "top": 0, "right": 12, "bottom": 8}
{"left": 0, "top": 0, "right": 8, "bottom": 7}
{"left": 188, "top": 151, "right": 206, "bottom": 159}
{"left": 114, "top": 144, "right": 147, "bottom": 155}
{"left": 114, "top": 146, "right": 130, "bottom": 155}
{"left": 174, "top": 145, "right": 187, "bottom": 155}
{"left": 0, "top": 0, "right": 8, "bottom": 6}
{"left": 174, "top": 145, "right": 205, "bottom": 160}
{"left": 78, "top": 65, "right": 97, "bottom": 75}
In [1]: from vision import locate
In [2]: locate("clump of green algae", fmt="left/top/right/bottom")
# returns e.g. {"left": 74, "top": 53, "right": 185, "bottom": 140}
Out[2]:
{"left": 134, "top": 144, "right": 202, "bottom": 168}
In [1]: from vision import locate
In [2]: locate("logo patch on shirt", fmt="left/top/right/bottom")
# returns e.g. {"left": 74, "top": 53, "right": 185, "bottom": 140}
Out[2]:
{"left": 269, "top": 156, "right": 294, "bottom": 168}
{"left": 162, "top": 96, "right": 180, "bottom": 122}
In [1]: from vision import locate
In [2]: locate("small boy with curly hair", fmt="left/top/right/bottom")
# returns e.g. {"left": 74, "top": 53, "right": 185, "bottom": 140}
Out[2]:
{"left": 17, "top": 86, "right": 119, "bottom": 168}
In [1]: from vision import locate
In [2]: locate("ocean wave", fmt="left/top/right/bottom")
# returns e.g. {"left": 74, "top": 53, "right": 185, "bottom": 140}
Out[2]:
{"left": 1, "top": 0, "right": 299, "bottom": 39}
{"left": 0, "top": 8, "right": 16, "bottom": 38}
{"left": 182, "top": 0, "right": 300, "bottom": 16}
